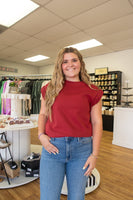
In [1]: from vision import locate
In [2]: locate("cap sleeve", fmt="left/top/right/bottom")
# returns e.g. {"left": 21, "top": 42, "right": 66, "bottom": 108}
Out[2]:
{"left": 90, "top": 84, "right": 103, "bottom": 107}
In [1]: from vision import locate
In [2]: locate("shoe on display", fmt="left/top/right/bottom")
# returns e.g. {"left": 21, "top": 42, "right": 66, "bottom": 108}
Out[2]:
{"left": 0, "top": 140, "right": 10, "bottom": 148}
{"left": 21, "top": 152, "right": 40, "bottom": 171}
{"left": 7, "top": 161, "right": 18, "bottom": 170}
{"left": 27, "top": 152, "right": 40, "bottom": 160}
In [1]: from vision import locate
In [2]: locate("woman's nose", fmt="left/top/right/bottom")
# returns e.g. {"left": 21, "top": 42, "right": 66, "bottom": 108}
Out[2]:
{"left": 68, "top": 61, "right": 73, "bottom": 66}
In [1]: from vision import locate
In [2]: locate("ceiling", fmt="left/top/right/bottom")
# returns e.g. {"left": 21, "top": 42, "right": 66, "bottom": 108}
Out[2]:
{"left": 0, "top": 0, "right": 133, "bottom": 67}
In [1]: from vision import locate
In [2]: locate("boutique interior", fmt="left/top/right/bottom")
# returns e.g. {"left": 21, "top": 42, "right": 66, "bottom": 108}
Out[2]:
{"left": 0, "top": 0, "right": 133, "bottom": 199}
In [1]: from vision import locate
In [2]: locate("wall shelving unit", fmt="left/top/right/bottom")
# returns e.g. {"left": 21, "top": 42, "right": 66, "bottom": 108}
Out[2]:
{"left": 90, "top": 71, "right": 122, "bottom": 131}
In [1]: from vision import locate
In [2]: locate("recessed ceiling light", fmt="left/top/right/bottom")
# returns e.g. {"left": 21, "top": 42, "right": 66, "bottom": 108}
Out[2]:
{"left": 0, "top": 0, "right": 39, "bottom": 27}
{"left": 67, "top": 39, "right": 103, "bottom": 50}
{"left": 24, "top": 55, "right": 50, "bottom": 62}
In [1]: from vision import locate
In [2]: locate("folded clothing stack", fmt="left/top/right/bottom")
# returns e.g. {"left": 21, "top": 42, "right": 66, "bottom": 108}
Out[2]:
{"left": 21, "top": 152, "right": 40, "bottom": 177}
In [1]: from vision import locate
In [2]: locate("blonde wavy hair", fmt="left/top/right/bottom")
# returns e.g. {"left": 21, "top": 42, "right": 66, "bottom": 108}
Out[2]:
{"left": 45, "top": 47, "right": 91, "bottom": 119}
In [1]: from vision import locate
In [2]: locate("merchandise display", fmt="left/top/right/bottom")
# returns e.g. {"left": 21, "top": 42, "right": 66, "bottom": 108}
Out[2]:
{"left": 21, "top": 152, "right": 40, "bottom": 177}
{"left": 0, "top": 121, "right": 38, "bottom": 187}
{"left": 1, "top": 93, "right": 31, "bottom": 117}
{"left": 122, "top": 80, "right": 133, "bottom": 107}
{"left": 0, "top": 92, "right": 38, "bottom": 187}
{"left": 90, "top": 71, "right": 122, "bottom": 131}
{"left": 0, "top": 115, "right": 34, "bottom": 130}
{"left": 5, "top": 162, "right": 20, "bottom": 179}
{"left": 0, "top": 76, "right": 51, "bottom": 115}
{"left": 0, "top": 170, "right": 38, "bottom": 189}
{"left": 0, "top": 132, "right": 19, "bottom": 185}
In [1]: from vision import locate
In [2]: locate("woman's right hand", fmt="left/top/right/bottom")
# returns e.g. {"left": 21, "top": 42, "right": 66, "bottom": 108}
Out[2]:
{"left": 39, "top": 134, "right": 59, "bottom": 155}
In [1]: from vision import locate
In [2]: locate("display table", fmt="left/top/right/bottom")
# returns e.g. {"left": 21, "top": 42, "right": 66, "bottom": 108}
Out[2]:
{"left": 112, "top": 106, "right": 133, "bottom": 149}
{"left": 0, "top": 122, "right": 37, "bottom": 161}
{"left": 0, "top": 116, "right": 38, "bottom": 189}
{"left": 0, "top": 144, "right": 39, "bottom": 189}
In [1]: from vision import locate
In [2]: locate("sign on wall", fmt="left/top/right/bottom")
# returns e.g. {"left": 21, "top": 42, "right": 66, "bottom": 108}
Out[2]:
{"left": 0, "top": 66, "right": 18, "bottom": 73}
{"left": 95, "top": 67, "right": 108, "bottom": 75}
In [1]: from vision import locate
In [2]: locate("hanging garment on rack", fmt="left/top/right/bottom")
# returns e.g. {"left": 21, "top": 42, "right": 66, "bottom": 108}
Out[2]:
{"left": 25, "top": 80, "right": 34, "bottom": 94}
{"left": 0, "top": 81, "right": 6, "bottom": 114}
{"left": 40, "top": 80, "right": 49, "bottom": 100}
{"left": 0, "top": 75, "right": 51, "bottom": 115}
{"left": 31, "top": 80, "right": 44, "bottom": 114}
{"left": 2, "top": 80, "right": 11, "bottom": 115}
{"left": 21, "top": 99, "right": 30, "bottom": 116}
{"left": 1, "top": 80, "right": 11, "bottom": 115}
{"left": 0, "top": 81, "right": 5, "bottom": 113}
{"left": 19, "top": 80, "right": 31, "bottom": 94}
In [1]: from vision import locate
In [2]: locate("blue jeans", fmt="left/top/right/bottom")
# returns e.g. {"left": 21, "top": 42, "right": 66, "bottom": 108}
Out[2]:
{"left": 40, "top": 137, "right": 92, "bottom": 200}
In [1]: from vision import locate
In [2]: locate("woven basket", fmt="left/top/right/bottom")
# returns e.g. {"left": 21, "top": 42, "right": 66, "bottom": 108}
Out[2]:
{"left": 0, "top": 162, "right": 5, "bottom": 176}
{"left": 5, "top": 163, "right": 20, "bottom": 179}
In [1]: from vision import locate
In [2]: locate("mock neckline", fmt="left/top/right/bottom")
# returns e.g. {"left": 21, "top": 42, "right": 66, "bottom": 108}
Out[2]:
{"left": 65, "top": 80, "right": 82, "bottom": 84}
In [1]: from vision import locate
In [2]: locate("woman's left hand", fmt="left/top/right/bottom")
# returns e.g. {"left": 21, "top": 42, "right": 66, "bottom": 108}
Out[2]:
{"left": 83, "top": 154, "right": 97, "bottom": 176}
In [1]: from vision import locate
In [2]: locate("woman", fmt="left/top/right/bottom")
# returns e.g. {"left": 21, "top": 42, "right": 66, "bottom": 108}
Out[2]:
{"left": 38, "top": 47, "right": 103, "bottom": 200}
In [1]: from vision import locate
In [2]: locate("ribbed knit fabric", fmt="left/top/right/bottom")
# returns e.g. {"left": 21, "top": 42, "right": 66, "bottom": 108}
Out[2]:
{"left": 41, "top": 80, "right": 103, "bottom": 137}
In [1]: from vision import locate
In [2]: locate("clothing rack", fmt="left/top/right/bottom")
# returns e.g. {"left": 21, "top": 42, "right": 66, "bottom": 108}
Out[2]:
{"left": 0, "top": 74, "right": 52, "bottom": 80}
{"left": 0, "top": 74, "right": 52, "bottom": 114}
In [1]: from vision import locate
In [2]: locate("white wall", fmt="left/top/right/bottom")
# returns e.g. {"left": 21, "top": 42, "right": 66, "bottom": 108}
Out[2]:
{"left": 39, "top": 64, "right": 54, "bottom": 76}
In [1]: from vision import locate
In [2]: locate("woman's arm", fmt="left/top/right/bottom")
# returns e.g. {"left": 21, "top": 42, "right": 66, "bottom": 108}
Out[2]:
{"left": 38, "top": 97, "right": 59, "bottom": 154}
{"left": 38, "top": 96, "right": 48, "bottom": 136}
{"left": 83, "top": 99, "right": 103, "bottom": 176}
{"left": 91, "top": 99, "right": 103, "bottom": 157}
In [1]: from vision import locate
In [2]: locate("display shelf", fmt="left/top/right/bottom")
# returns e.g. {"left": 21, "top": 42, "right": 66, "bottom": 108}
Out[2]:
{"left": 90, "top": 71, "right": 122, "bottom": 108}
{"left": 0, "top": 136, "right": 39, "bottom": 189}
{"left": 90, "top": 71, "right": 122, "bottom": 131}
{"left": 0, "top": 122, "right": 37, "bottom": 161}
{"left": 0, "top": 169, "right": 38, "bottom": 189}
{"left": 122, "top": 80, "right": 133, "bottom": 107}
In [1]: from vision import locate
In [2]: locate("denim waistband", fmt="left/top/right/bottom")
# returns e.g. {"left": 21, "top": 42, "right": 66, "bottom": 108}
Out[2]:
{"left": 50, "top": 137, "right": 92, "bottom": 142}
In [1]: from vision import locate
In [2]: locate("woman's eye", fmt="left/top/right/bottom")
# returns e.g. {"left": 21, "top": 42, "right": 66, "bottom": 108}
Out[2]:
{"left": 62, "top": 58, "right": 78, "bottom": 64}
{"left": 63, "top": 60, "right": 67, "bottom": 64}
{"left": 73, "top": 59, "right": 77, "bottom": 62}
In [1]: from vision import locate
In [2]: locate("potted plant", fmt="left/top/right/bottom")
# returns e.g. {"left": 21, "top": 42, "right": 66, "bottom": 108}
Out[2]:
{"left": 9, "top": 81, "right": 19, "bottom": 93}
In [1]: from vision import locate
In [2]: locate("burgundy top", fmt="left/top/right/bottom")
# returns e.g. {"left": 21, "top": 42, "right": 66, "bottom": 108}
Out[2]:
{"left": 41, "top": 80, "right": 103, "bottom": 137}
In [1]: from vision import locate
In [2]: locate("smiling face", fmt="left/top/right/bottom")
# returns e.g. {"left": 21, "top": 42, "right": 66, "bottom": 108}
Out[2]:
{"left": 62, "top": 53, "right": 81, "bottom": 82}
